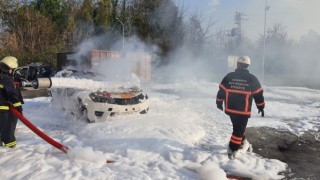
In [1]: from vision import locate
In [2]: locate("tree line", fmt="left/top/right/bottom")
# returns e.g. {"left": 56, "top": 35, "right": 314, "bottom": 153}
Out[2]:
{"left": 0, "top": 0, "right": 184, "bottom": 67}
{"left": 1, "top": 0, "right": 320, "bottom": 88}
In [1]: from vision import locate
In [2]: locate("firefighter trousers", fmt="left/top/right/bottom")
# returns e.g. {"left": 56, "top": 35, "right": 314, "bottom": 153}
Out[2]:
{"left": 0, "top": 111, "right": 17, "bottom": 147}
{"left": 228, "top": 114, "right": 248, "bottom": 151}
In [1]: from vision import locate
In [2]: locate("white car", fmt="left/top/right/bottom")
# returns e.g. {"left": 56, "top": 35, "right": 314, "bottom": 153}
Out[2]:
{"left": 50, "top": 70, "right": 149, "bottom": 123}
{"left": 79, "top": 87, "right": 149, "bottom": 122}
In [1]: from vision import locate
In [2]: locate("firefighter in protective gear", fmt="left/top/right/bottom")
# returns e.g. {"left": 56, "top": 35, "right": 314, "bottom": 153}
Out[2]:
{"left": 0, "top": 56, "right": 23, "bottom": 148}
{"left": 216, "top": 56, "right": 264, "bottom": 159}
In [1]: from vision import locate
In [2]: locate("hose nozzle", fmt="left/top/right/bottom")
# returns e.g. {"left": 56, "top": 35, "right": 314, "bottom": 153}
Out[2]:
{"left": 20, "top": 78, "right": 52, "bottom": 89}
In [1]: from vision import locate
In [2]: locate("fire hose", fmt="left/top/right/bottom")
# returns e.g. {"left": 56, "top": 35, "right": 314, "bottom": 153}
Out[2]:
{"left": 9, "top": 106, "right": 115, "bottom": 163}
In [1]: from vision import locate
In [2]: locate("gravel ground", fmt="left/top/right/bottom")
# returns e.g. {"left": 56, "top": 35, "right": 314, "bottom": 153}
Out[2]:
{"left": 246, "top": 127, "right": 320, "bottom": 179}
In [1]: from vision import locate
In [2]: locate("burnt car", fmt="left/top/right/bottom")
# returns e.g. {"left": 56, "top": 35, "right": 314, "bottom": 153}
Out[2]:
{"left": 13, "top": 62, "right": 54, "bottom": 83}
{"left": 50, "top": 69, "right": 149, "bottom": 123}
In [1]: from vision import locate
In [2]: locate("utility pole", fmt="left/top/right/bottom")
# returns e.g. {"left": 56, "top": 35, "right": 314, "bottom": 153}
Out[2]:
{"left": 233, "top": 12, "right": 248, "bottom": 43}
{"left": 262, "top": 0, "right": 270, "bottom": 84}
{"left": 116, "top": 17, "right": 125, "bottom": 53}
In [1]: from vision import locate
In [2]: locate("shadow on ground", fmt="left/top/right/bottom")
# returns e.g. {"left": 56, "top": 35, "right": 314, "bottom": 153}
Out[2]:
{"left": 246, "top": 127, "right": 320, "bottom": 179}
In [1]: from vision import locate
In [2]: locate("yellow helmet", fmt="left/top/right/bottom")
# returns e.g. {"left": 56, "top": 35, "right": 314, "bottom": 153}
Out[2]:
{"left": 1, "top": 56, "right": 18, "bottom": 69}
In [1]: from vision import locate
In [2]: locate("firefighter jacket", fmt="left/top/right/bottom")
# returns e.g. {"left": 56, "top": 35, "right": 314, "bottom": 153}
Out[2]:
{"left": 0, "top": 74, "right": 23, "bottom": 111}
{"left": 216, "top": 68, "right": 264, "bottom": 117}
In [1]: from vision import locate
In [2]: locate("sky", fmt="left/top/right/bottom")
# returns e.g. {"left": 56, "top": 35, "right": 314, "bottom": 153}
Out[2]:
{"left": 1, "top": 75, "right": 320, "bottom": 179}
{"left": 173, "top": 0, "right": 320, "bottom": 41}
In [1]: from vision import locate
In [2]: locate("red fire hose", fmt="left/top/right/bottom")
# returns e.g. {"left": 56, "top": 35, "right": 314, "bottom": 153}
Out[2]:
{"left": 10, "top": 106, "right": 115, "bottom": 163}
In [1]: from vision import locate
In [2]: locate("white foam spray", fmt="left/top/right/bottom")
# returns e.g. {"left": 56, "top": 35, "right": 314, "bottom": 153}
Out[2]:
{"left": 50, "top": 77, "right": 107, "bottom": 91}
{"left": 50, "top": 75, "right": 141, "bottom": 93}
{"left": 67, "top": 147, "right": 107, "bottom": 165}
{"left": 198, "top": 161, "right": 228, "bottom": 180}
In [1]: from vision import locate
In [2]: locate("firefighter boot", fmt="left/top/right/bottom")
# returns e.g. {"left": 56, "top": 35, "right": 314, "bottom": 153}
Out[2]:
{"left": 227, "top": 146, "right": 238, "bottom": 159}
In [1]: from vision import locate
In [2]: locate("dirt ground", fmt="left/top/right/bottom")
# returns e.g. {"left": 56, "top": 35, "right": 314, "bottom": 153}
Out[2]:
{"left": 246, "top": 127, "right": 320, "bottom": 179}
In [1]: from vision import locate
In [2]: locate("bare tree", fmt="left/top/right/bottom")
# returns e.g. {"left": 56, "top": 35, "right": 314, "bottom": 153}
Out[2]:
{"left": 184, "top": 13, "right": 216, "bottom": 51}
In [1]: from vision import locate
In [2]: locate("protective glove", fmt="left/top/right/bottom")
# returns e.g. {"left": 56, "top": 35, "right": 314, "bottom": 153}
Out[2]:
{"left": 217, "top": 102, "right": 223, "bottom": 111}
{"left": 257, "top": 106, "right": 264, "bottom": 117}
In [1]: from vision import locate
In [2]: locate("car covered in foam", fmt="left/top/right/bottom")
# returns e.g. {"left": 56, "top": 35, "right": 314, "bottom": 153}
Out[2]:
{"left": 50, "top": 69, "right": 149, "bottom": 123}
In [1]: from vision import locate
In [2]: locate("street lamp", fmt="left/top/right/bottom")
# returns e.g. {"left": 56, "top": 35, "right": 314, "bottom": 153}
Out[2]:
{"left": 262, "top": 0, "right": 270, "bottom": 84}
{"left": 116, "top": 17, "right": 125, "bottom": 53}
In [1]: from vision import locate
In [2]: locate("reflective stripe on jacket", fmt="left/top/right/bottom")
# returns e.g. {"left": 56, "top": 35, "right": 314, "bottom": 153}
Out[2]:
{"left": 216, "top": 68, "right": 264, "bottom": 117}
{"left": 0, "top": 74, "right": 22, "bottom": 111}
{"left": 0, "top": 105, "right": 9, "bottom": 110}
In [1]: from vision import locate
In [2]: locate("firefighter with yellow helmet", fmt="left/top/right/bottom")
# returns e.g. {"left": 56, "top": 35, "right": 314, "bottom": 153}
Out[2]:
{"left": 0, "top": 56, "right": 24, "bottom": 148}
